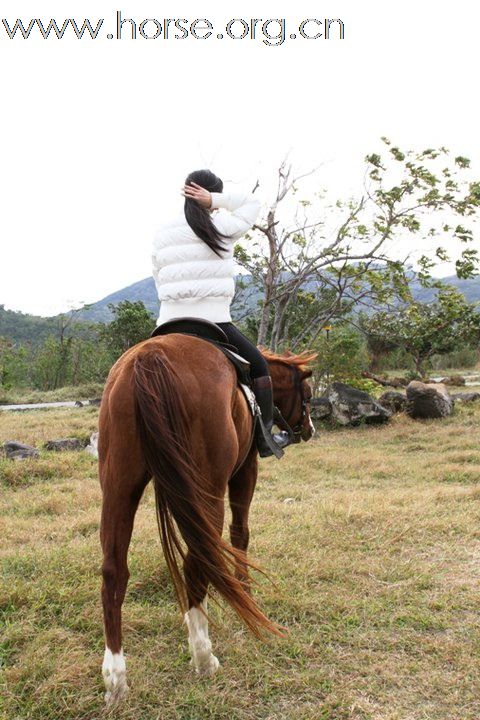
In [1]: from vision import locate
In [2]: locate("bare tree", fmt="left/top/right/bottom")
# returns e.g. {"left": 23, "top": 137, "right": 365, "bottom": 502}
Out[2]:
{"left": 235, "top": 142, "right": 479, "bottom": 350}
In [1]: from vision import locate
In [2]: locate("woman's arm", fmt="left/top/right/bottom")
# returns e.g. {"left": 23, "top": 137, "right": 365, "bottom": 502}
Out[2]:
{"left": 210, "top": 191, "right": 261, "bottom": 240}
{"left": 181, "top": 181, "right": 261, "bottom": 240}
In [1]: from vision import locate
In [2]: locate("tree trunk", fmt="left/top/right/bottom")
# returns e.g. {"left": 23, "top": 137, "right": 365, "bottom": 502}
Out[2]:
{"left": 414, "top": 354, "right": 425, "bottom": 378}
{"left": 369, "top": 352, "right": 383, "bottom": 373}
{"left": 257, "top": 295, "right": 271, "bottom": 347}
{"left": 270, "top": 294, "right": 290, "bottom": 351}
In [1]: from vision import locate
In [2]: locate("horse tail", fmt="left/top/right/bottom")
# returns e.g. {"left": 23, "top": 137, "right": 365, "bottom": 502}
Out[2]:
{"left": 133, "top": 347, "right": 282, "bottom": 638}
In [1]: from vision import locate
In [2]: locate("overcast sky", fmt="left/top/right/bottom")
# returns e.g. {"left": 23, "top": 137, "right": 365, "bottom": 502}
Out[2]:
{"left": 1, "top": 0, "right": 479, "bottom": 316}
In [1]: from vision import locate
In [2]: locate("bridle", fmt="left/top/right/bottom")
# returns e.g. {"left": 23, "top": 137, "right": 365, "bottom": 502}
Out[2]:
{"left": 273, "top": 365, "right": 310, "bottom": 443}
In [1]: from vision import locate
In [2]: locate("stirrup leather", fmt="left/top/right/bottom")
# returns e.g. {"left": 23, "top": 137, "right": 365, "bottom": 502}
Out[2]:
{"left": 254, "top": 409, "right": 285, "bottom": 459}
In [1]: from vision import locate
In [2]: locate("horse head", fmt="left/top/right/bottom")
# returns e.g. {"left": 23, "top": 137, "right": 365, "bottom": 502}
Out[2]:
{"left": 262, "top": 349, "right": 318, "bottom": 443}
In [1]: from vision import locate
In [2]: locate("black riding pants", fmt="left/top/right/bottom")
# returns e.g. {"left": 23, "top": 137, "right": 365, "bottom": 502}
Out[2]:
{"left": 216, "top": 322, "right": 269, "bottom": 379}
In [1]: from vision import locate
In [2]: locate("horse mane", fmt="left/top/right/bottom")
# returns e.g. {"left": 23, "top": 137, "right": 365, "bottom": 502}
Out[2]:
{"left": 260, "top": 348, "right": 317, "bottom": 372}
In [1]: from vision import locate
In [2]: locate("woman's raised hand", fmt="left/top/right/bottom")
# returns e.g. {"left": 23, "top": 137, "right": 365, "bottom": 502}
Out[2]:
{"left": 181, "top": 182, "right": 212, "bottom": 209}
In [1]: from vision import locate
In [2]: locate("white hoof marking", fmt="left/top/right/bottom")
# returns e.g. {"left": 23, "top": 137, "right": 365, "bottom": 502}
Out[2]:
{"left": 102, "top": 647, "right": 129, "bottom": 705}
{"left": 185, "top": 600, "right": 220, "bottom": 677}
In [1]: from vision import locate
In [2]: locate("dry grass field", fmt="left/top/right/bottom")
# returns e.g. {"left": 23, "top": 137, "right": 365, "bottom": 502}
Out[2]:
{"left": 1, "top": 399, "right": 479, "bottom": 720}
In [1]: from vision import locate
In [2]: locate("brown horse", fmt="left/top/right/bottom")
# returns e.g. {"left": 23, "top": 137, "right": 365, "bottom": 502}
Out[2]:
{"left": 98, "top": 333, "right": 316, "bottom": 704}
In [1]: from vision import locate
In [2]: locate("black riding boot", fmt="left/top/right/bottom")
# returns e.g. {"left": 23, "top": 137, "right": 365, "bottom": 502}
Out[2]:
{"left": 252, "top": 376, "right": 291, "bottom": 459}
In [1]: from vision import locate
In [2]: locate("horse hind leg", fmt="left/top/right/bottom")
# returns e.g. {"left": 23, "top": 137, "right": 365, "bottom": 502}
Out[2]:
{"left": 228, "top": 448, "right": 258, "bottom": 587}
{"left": 100, "top": 456, "right": 148, "bottom": 704}
{"left": 184, "top": 451, "right": 257, "bottom": 675}
{"left": 183, "top": 498, "right": 225, "bottom": 677}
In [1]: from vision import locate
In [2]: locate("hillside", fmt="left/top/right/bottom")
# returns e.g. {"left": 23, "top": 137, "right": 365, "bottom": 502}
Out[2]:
{"left": 412, "top": 275, "right": 480, "bottom": 303}
{"left": 74, "top": 275, "right": 259, "bottom": 324}
{"left": 76, "top": 278, "right": 159, "bottom": 323}
{"left": 0, "top": 305, "right": 65, "bottom": 346}
{"left": 69, "top": 272, "right": 480, "bottom": 324}
{"left": 1, "top": 273, "right": 479, "bottom": 344}
{"left": 0, "top": 305, "right": 98, "bottom": 346}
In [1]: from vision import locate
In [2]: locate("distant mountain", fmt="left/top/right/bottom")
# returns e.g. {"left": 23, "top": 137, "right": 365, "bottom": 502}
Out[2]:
{"left": 410, "top": 276, "right": 480, "bottom": 303}
{"left": 77, "top": 278, "right": 159, "bottom": 323}
{"left": 0, "top": 276, "right": 257, "bottom": 345}
{"left": 77, "top": 273, "right": 480, "bottom": 324}
{"left": 1, "top": 273, "right": 479, "bottom": 345}
{"left": 76, "top": 275, "right": 259, "bottom": 323}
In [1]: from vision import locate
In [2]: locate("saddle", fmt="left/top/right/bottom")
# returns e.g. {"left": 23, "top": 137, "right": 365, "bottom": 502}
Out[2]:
{"left": 150, "top": 317, "right": 252, "bottom": 386}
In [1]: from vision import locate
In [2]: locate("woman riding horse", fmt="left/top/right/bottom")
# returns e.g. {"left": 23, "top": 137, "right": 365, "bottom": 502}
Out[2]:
{"left": 98, "top": 170, "right": 316, "bottom": 704}
{"left": 152, "top": 169, "right": 290, "bottom": 457}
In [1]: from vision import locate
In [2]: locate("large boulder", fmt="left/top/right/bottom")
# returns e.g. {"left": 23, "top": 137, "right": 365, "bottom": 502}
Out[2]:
{"left": 324, "top": 382, "right": 391, "bottom": 426}
{"left": 310, "top": 397, "right": 332, "bottom": 421}
{"left": 406, "top": 381, "right": 454, "bottom": 419}
{"left": 3, "top": 441, "right": 39, "bottom": 460}
{"left": 378, "top": 391, "right": 407, "bottom": 414}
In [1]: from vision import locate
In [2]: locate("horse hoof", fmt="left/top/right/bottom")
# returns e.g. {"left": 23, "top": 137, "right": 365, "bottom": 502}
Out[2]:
{"left": 102, "top": 648, "right": 128, "bottom": 705}
{"left": 196, "top": 654, "right": 220, "bottom": 677}
{"left": 104, "top": 682, "right": 129, "bottom": 706}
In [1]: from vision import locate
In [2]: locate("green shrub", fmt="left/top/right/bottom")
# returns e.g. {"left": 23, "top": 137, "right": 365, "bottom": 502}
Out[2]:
{"left": 335, "top": 377, "right": 379, "bottom": 394}
{"left": 310, "top": 325, "right": 369, "bottom": 394}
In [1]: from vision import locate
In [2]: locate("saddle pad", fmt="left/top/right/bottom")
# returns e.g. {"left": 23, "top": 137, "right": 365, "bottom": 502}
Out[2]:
{"left": 239, "top": 383, "right": 258, "bottom": 417}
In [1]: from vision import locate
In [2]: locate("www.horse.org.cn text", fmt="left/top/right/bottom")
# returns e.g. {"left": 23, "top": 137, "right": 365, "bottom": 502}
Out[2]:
{"left": 1, "top": 14, "right": 346, "bottom": 45}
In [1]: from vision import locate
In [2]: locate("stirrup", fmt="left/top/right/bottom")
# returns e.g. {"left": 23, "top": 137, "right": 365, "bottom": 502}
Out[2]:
{"left": 273, "top": 430, "right": 291, "bottom": 448}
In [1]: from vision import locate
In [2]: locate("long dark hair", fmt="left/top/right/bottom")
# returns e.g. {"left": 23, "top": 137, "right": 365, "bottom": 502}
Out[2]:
{"left": 184, "top": 169, "right": 229, "bottom": 256}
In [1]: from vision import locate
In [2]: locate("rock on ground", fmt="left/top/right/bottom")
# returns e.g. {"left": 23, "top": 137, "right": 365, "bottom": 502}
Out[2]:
{"left": 450, "top": 392, "right": 480, "bottom": 404}
{"left": 85, "top": 432, "right": 99, "bottom": 458}
{"left": 406, "top": 381, "right": 454, "bottom": 419}
{"left": 378, "top": 391, "right": 407, "bottom": 414}
{"left": 438, "top": 375, "right": 466, "bottom": 386}
{"left": 310, "top": 397, "right": 332, "bottom": 420}
{"left": 3, "top": 441, "right": 39, "bottom": 460}
{"left": 324, "top": 382, "right": 391, "bottom": 426}
{"left": 44, "top": 438, "right": 84, "bottom": 452}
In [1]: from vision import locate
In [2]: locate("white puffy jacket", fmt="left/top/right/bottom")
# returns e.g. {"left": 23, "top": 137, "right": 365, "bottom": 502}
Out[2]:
{"left": 152, "top": 190, "right": 261, "bottom": 325}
